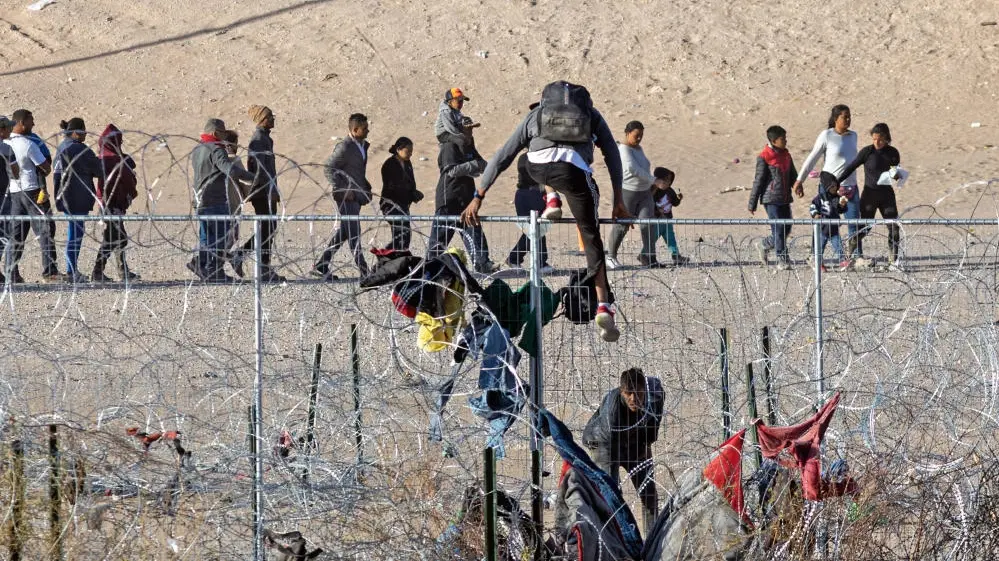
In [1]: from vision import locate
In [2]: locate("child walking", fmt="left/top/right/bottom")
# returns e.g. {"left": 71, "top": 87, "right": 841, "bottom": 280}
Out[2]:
{"left": 651, "top": 167, "right": 689, "bottom": 266}
{"left": 809, "top": 171, "right": 850, "bottom": 272}
{"left": 748, "top": 125, "right": 803, "bottom": 270}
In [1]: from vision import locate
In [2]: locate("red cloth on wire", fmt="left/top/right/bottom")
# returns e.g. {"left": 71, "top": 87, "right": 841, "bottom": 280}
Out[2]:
{"left": 753, "top": 392, "right": 844, "bottom": 500}
{"left": 702, "top": 429, "right": 748, "bottom": 523}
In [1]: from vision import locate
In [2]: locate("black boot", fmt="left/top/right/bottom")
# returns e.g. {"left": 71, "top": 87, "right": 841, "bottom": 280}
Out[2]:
{"left": 92, "top": 254, "right": 112, "bottom": 283}
{"left": 117, "top": 251, "right": 140, "bottom": 281}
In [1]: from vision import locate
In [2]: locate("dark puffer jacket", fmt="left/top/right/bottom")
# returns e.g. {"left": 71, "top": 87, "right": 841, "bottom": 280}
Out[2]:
{"left": 748, "top": 145, "right": 798, "bottom": 211}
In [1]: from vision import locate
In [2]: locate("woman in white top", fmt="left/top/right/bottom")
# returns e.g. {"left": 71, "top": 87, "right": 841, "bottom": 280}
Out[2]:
{"left": 606, "top": 121, "right": 663, "bottom": 268}
{"left": 794, "top": 105, "right": 864, "bottom": 259}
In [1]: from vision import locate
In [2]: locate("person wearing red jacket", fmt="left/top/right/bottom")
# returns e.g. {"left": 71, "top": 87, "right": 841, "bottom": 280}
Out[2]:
{"left": 93, "top": 124, "right": 140, "bottom": 282}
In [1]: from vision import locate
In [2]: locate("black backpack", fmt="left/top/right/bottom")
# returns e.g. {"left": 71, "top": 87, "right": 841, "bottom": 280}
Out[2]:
{"left": 538, "top": 81, "right": 593, "bottom": 144}
{"left": 560, "top": 269, "right": 598, "bottom": 324}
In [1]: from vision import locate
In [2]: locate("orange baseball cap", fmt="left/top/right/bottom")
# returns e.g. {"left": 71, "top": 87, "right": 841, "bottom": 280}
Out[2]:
{"left": 445, "top": 87, "right": 469, "bottom": 102}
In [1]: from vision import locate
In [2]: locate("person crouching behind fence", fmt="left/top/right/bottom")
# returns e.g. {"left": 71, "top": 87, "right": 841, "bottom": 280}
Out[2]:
{"left": 651, "top": 167, "right": 689, "bottom": 266}
{"left": 582, "top": 367, "right": 664, "bottom": 537}
{"left": 190, "top": 118, "right": 255, "bottom": 283}
{"left": 810, "top": 172, "right": 849, "bottom": 272}
{"left": 53, "top": 117, "right": 104, "bottom": 284}
{"left": 748, "top": 125, "right": 802, "bottom": 271}
{"left": 93, "top": 124, "right": 140, "bottom": 282}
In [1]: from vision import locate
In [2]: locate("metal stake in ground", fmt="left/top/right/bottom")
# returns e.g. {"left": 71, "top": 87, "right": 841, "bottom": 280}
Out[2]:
{"left": 306, "top": 343, "right": 322, "bottom": 456}
{"left": 484, "top": 447, "right": 499, "bottom": 561}
{"left": 252, "top": 219, "right": 266, "bottom": 561}
{"left": 744, "top": 364, "right": 763, "bottom": 469}
{"left": 760, "top": 326, "right": 778, "bottom": 424}
{"left": 7, "top": 439, "right": 26, "bottom": 561}
{"left": 49, "top": 425, "right": 63, "bottom": 561}
{"left": 351, "top": 324, "right": 363, "bottom": 468}
{"left": 719, "top": 327, "right": 732, "bottom": 439}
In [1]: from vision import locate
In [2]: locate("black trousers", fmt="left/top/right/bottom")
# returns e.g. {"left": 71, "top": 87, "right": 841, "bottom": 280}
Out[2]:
{"left": 97, "top": 210, "right": 129, "bottom": 262}
{"left": 525, "top": 161, "right": 605, "bottom": 287}
{"left": 859, "top": 187, "right": 900, "bottom": 261}
{"left": 508, "top": 187, "right": 549, "bottom": 266}
{"left": 592, "top": 447, "right": 658, "bottom": 537}
{"left": 380, "top": 202, "right": 412, "bottom": 251}
{"left": 241, "top": 197, "right": 278, "bottom": 267}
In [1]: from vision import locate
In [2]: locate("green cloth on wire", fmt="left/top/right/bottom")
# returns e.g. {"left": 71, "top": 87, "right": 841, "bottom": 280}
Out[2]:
{"left": 481, "top": 279, "right": 558, "bottom": 358}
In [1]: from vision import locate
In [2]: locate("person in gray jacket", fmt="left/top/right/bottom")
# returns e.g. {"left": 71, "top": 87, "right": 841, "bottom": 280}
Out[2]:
{"left": 459, "top": 82, "right": 630, "bottom": 343}
{"left": 189, "top": 118, "right": 255, "bottom": 282}
{"left": 312, "top": 113, "right": 371, "bottom": 279}
{"left": 606, "top": 121, "right": 663, "bottom": 269}
{"left": 582, "top": 367, "right": 664, "bottom": 536}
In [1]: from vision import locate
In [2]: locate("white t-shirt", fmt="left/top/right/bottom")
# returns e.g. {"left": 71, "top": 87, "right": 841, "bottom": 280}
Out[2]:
{"left": 527, "top": 147, "right": 592, "bottom": 174}
{"left": 797, "top": 128, "right": 859, "bottom": 187}
{"left": 4, "top": 133, "right": 46, "bottom": 193}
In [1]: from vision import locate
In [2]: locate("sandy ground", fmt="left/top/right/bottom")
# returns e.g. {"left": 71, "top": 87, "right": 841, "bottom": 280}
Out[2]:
{"left": 2, "top": 1, "right": 999, "bottom": 558}
{"left": 1, "top": 0, "right": 998, "bottom": 220}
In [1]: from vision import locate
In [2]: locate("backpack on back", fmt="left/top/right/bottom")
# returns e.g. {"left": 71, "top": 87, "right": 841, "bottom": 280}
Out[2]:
{"left": 538, "top": 81, "right": 593, "bottom": 144}
{"left": 560, "top": 269, "right": 598, "bottom": 324}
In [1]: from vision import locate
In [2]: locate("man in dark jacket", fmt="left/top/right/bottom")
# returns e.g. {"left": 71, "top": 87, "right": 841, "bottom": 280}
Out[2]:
{"left": 54, "top": 117, "right": 103, "bottom": 283}
{"left": 582, "top": 367, "right": 665, "bottom": 536}
{"left": 748, "top": 125, "right": 803, "bottom": 270}
{"left": 242, "top": 105, "right": 286, "bottom": 283}
{"left": 426, "top": 118, "right": 496, "bottom": 273}
{"left": 189, "top": 118, "right": 254, "bottom": 282}
{"left": 312, "top": 113, "right": 372, "bottom": 280}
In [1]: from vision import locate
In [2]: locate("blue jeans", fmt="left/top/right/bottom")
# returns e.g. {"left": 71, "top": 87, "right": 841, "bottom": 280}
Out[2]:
{"left": 654, "top": 221, "right": 679, "bottom": 255}
{"left": 818, "top": 226, "right": 844, "bottom": 262}
{"left": 198, "top": 204, "right": 234, "bottom": 277}
{"left": 842, "top": 186, "right": 861, "bottom": 256}
{"left": 64, "top": 215, "right": 85, "bottom": 275}
{"left": 763, "top": 204, "right": 792, "bottom": 261}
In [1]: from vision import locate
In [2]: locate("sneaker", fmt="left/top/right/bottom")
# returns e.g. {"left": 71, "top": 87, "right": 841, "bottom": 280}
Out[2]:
{"left": 260, "top": 268, "right": 288, "bottom": 283}
{"left": 775, "top": 260, "right": 792, "bottom": 271}
{"left": 672, "top": 254, "right": 690, "bottom": 266}
{"left": 541, "top": 196, "right": 563, "bottom": 220}
{"left": 757, "top": 241, "right": 770, "bottom": 266}
{"left": 595, "top": 304, "right": 620, "bottom": 343}
{"left": 838, "top": 259, "right": 854, "bottom": 272}
{"left": 186, "top": 259, "right": 207, "bottom": 280}
{"left": 41, "top": 271, "right": 62, "bottom": 283}
{"left": 637, "top": 256, "right": 668, "bottom": 269}
{"left": 605, "top": 256, "right": 622, "bottom": 270}
{"left": 888, "top": 260, "right": 906, "bottom": 273}
{"left": 475, "top": 260, "right": 501, "bottom": 274}
{"left": 92, "top": 269, "right": 113, "bottom": 283}
{"left": 539, "top": 264, "right": 556, "bottom": 275}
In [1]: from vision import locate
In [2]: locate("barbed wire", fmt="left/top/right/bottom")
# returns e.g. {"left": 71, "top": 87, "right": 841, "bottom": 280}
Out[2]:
{"left": 1, "top": 133, "right": 999, "bottom": 559}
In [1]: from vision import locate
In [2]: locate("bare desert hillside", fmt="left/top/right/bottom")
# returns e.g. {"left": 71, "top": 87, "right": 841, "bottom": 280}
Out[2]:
{"left": 1, "top": 0, "right": 998, "bottom": 218}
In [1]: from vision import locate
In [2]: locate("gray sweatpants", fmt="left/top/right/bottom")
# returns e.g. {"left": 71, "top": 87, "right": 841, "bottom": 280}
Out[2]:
{"left": 607, "top": 188, "right": 656, "bottom": 261}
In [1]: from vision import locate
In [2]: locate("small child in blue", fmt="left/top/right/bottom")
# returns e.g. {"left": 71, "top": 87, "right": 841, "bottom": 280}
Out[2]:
{"left": 809, "top": 171, "right": 850, "bottom": 272}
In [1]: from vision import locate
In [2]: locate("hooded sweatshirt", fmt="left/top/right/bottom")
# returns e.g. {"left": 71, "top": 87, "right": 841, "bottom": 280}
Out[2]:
{"left": 97, "top": 124, "right": 139, "bottom": 211}
{"left": 54, "top": 135, "right": 103, "bottom": 214}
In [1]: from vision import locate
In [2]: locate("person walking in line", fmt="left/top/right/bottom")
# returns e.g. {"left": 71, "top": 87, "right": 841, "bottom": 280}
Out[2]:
{"left": 582, "top": 367, "right": 665, "bottom": 537}
{"left": 219, "top": 129, "right": 251, "bottom": 278}
{"left": 506, "top": 152, "right": 553, "bottom": 273}
{"left": 794, "top": 105, "right": 864, "bottom": 262}
{"left": 53, "top": 117, "right": 103, "bottom": 283}
{"left": 3, "top": 109, "right": 58, "bottom": 283}
{"left": 93, "top": 124, "right": 140, "bottom": 282}
{"left": 189, "top": 118, "right": 254, "bottom": 283}
{"left": 242, "top": 105, "right": 286, "bottom": 283}
{"left": 434, "top": 87, "right": 475, "bottom": 143}
{"left": 426, "top": 117, "right": 498, "bottom": 273}
{"left": 312, "top": 113, "right": 372, "bottom": 280}
{"left": 379, "top": 136, "right": 423, "bottom": 251}
{"left": 650, "top": 167, "right": 690, "bottom": 266}
{"left": 748, "top": 125, "right": 802, "bottom": 270}
{"left": 460, "top": 81, "right": 630, "bottom": 343}
{"left": 0, "top": 116, "right": 22, "bottom": 284}
{"left": 24, "top": 122, "right": 56, "bottom": 250}
{"left": 606, "top": 121, "right": 662, "bottom": 269}
{"left": 809, "top": 172, "right": 850, "bottom": 272}
{"left": 837, "top": 123, "right": 904, "bottom": 271}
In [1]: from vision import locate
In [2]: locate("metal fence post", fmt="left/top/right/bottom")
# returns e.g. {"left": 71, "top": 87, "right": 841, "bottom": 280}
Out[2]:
{"left": 719, "top": 327, "right": 731, "bottom": 439}
{"left": 252, "top": 218, "right": 265, "bottom": 561}
{"left": 351, "top": 324, "right": 364, "bottom": 468}
{"left": 813, "top": 223, "right": 825, "bottom": 399}
{"left": 760, "top": 326, "right": 778, "bottom": 425}
{"left": 484, "top": 447, "right": 499, "bottom": 561}
{"left": 527, "top": 210, "right": 545, "bottom": 552}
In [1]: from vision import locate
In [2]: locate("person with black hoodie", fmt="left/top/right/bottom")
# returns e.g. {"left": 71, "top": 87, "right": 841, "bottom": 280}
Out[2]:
{"left": 380, "top": 136, "right": 423, "bottom": 251}
{"left": 426, "top": 117, "right": 496, "bottom": 273}
{"left": 582, "top": 367, "right": 665, "bottom": 536}
{"left": 54, "top": 117, "right": 103, "bottom": 283}
{"left": 809, "top": 171, "right": 850, "bottom": 272}
{"left": 93, "top": 124, "right": 140, "bottom": 282}
{"left": 837, "top": 123, "right": 903, "bottom": 270}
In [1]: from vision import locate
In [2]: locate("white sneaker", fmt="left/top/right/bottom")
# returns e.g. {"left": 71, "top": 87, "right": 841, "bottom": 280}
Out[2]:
{"left": 539, "top": 265, "right": 555, "bottom": 275}
{"left": 853, "top": 256, "right": 874, "bottom": 270}
{"left": 595, "top": 304, "right": 620, "bottom": 342}
{"left": 605, "top": 256, "right": 622, "bottom": 270}
{"left": 541, "top": 196, "right": 563, "bottom": 220}
{"left": 888, "top": 260, "right": 906, "bottom": 273}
